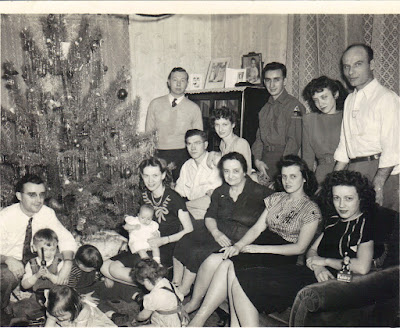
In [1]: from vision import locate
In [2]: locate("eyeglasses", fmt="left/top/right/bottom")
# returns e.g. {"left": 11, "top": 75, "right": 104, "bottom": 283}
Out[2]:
{"left": 21, "top": 192, "right": 46, "bottom": 199}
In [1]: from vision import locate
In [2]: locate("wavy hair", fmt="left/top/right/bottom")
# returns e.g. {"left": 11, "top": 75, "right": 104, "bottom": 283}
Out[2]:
{"left": 274, "top": 155, "right": 318, "bottom": 197}
{"left": 210, "top": 106, "right": 237, "bottom": 127}
{"left": 303, "top": 76, "right": 348, "bottom": 113}
{"left": 217, "top": 152, "right": 248, "bottom": 179}
{"left": 318, "top": 170, "right": 376, "bottom": 218}
{"left": 131, "top": 258, "right": 167, "bottom": 285}
{"left": 138, "top": 157, "right": 172, "bottom": 190}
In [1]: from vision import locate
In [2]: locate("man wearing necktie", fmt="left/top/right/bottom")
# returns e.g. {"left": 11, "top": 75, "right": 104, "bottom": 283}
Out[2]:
{"left": 0, "top": 174, "right": 76, "bottom": 323}
{"left": 334, "top": 44, "right": 399, "bottom": 211}
{"left": 146, "top": 67, "right": 203, "bottom": 181}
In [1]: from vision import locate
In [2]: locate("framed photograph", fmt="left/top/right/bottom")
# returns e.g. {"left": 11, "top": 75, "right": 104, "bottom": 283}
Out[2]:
{"left": 225, "top": 68, "right": 246, "bottom": 88}
{"left": 241, "top": 52, "right": 262, "bottom": 85}
{"left": 188, "top": 73, "right": 204, "bottom": 90}
{"left": 205, "top": 57, "right": 230, "bottom": 89}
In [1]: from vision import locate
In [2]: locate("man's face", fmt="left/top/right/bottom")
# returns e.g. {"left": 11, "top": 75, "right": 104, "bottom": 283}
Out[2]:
{"left": 168, "top": 71, "right": 188, "bottom": 97}
{"left": 342, "top": 46, "right": 374, "bottom": 90}
{"left": 264, "top": 69, "right": 286, "bottom": 99}
{"left": 186, "top": 135, "right": 208, "bottom": 160}
{"left": 16, "top": 182, "right": 46, "bottom": 217}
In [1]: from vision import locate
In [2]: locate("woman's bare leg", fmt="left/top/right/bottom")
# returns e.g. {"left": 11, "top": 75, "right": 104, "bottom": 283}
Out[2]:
{"left": 172, "top": 257, "right": 184, "bottom": 286}
{"left": 188, "top": 259, "right": 232, "bottom": 327}
{"left": 178, "top": 268, "right": 197, "bottom": 296}
{"left": 227, "top": 264, "right": 259, "bottom": 327}
{"left": 101, "top": 259, "right": 137, "bottom": 286}
{"left": 184, "top": 253, "right": 225, "bottom": 313}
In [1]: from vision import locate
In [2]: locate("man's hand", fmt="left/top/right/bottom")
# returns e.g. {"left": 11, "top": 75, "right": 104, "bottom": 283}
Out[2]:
{"left": 374, "top": 186, "right": 384, "bottom": 206}
{"left": 5, "top": 257, "right": 24, "bottom": 279}
{"left": 206, "top": 151, "right": 221, "bottom": 169}
{"left": 56, "top": 260, "right": 72, "bottom": 285}
{"left": 211, "top": 230, "right": 231, "bottom": 247}
{"left": 255, "top": 159, "right": 269, "bottom": 179}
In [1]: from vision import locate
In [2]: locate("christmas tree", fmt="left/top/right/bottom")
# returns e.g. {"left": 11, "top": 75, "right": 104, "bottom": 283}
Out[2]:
{"left": 1, "top": 14, "right": 156, "bottom": 235}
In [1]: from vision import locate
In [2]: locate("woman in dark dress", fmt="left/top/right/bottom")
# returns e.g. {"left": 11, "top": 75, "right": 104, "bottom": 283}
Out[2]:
{"left": 101, "top": 157, "right": 193, "bottom": 285}
{"left": 186, "top": 155, "right": 321, "bottom": 317}
{"left": 172, "top": 152, "right": 272, "bottom": 296}
{"left": 302, "top": 76, "right": 348, "bottom": 184}
{"left": 190, "top": 170, "right": 375, "bottom": 327}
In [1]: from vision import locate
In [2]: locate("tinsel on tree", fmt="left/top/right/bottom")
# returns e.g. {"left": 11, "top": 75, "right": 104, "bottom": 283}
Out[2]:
{"left": 1, "top": 14, "right": 156, "bottom": 235}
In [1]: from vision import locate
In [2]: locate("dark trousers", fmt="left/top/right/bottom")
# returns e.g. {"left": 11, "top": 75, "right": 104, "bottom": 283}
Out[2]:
{"left": 0, "top": 264, "right": 19, "bottom": 309}
{"left": 156, "top": 148, "right": 189, "bottom": 182}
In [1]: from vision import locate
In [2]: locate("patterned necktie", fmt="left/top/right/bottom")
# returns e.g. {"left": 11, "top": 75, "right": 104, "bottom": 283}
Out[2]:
{"left": 22, "top": 217, "right": 33, "bottom": 264}
{"left": 172, "top": 98, "right": 177, "bottom": 107}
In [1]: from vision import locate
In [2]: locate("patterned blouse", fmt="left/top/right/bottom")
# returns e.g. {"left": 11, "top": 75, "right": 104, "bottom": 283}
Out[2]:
{"left": 264, "top": 192, "right": 321, "bottom": 243}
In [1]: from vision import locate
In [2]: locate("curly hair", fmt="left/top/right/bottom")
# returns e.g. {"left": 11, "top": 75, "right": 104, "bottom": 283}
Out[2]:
{"left": 210, "top": 106, "right": 237, "bottom": 127}
{"left": 130, "top": 258, "right": 167, "bottom": 286}
{"left": 318, "top": 170, "right": 376, "bottom": 218}
{"left": 138, "top": 157, "right": 173, "bottom": 190}
{"left": 274, "top": 155, "right": 318, "bottom": 197}
{"left": 303, "top": 76, "right": 348, "bottom": 113}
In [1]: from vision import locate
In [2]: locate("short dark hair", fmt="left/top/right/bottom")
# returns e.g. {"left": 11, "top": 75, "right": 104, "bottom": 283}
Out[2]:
{"left": 210, "top": 106, "right": 237, "bottom": 127}
{"left": 33, "top": 228, "right": 58, "bottom": 246}
{"left": 218, "top": 152, "right": 248, "bottom": 178}
{"left": 47, "top": 286, "right": 83, "bottom": 321}
{"left": 318, "top": 170, "right": 376, "bottom": 218}
{"left": 131, "top": 258, "right": 167, "bottom": 285}
{"left": 185, "top": 129, "right": 207, "bottom": 143}
{"left": 75, "top": 244, "right": 103, "bottom": 270}
{"left": 275, "top": 155, "right": 318, "bottom": 197}
{"left": 263, "top": 62, "right": 287, "bottom": 79}
{"left": 15, "top": 174, "right": 45, "bottom": 193}
{"left": 343, "top": 43, "right": 374, "bottom": 63}
{"left": 138, "top": 157, "right": 172, "bottom": 190}
{"left": 167, "top": 67, "right": 189, "bottom": 80}
{"left": 303, "top": 76, "right": 348, "bottom": 112}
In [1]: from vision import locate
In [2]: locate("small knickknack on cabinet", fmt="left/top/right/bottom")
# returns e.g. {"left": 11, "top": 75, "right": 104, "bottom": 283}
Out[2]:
{"left": 186, "top": 86, "right": 269, "bottom": 152}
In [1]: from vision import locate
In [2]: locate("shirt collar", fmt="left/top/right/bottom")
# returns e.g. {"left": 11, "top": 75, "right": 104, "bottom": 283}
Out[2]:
{"left": 168, "top": 94, "right": 185, "bottom": 105}
{"left": 354, "top": 78, "right": 379, "bottom": 100}
{"left": 268, "top": 88, "right": 289, "bottom": 104}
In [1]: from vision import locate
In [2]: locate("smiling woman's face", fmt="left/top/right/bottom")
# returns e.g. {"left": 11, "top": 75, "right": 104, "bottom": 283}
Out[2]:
{"left": 332, "top": 185, "right": 361, "bottom": 220}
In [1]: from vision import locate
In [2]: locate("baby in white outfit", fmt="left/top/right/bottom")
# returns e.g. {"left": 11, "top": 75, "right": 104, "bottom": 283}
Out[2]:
{"left": 124, "top": 204, "right": 161, "bottom": 264}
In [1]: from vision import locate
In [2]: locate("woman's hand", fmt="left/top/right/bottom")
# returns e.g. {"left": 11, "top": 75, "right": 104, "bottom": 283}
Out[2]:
{"left": 313, "top": 265, "right": 334, "bottom": 282}
{"left": 212, "top": 230, "right": 231, "bottom": 247}
{"left": 148, "top": 236, "right": 166, "bottom": 248}
{"left": 220, "top": 244, "right": 241, "bottom": 259}
{"left": 241, "top": 244, "right": 265, "bottom": 254}
{"left": 306, "top": 256, "right": 326, "bottom": 270}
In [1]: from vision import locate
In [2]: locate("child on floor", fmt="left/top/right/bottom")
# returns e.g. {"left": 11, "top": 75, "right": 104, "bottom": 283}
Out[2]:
{"left": 21, "top": 229, "right": 64, "bottom": 310}
{"left": 67, "top": 244, "right": 113, "bottom": 291}
{"left": 131, "top": 258, "right": 189, "bottom": 327}
{"left": 44, "top": 285, "right": 116, "bottom": 327}
{"left": 124, "top": 204, "right": 161, "bottom": 264}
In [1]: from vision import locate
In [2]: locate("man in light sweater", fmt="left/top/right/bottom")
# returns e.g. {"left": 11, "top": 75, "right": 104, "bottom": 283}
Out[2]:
{"left": 145, "top": 67, "right": 203, "bottom": 181}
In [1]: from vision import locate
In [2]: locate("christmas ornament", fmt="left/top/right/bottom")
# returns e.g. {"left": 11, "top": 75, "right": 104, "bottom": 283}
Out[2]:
{"left": 90, "top": 39, "right": 100, "bottom": 52}
{"left": 48, "top": 198, "right": 63, "bottom": 210}
{"left": 117, "top": 88, "right": 128, "bottom": 100}
{"left": 103, "top": 65, "right": 108, "bottom": 72}
{"left": 66, "top": 69, "right": 74, "bottom": 79}
{"left": 121, "top": 167, "right": 132, "bottom": 179}
{"left": 64, "top": 178, "right": 70, "bottom": 185}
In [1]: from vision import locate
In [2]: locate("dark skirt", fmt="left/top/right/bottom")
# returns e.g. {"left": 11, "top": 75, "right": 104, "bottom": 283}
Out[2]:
{"left": 111, "top": 241, "right": 176, "bottom": 268}
{"left": 231, "top": 228, "right": 298, "bottom": 270}
{"left": 173, "top": 224, "right": 222, "bottom": 273}
{"left": 235, "top": 264, "right": 316, "bottom": 313}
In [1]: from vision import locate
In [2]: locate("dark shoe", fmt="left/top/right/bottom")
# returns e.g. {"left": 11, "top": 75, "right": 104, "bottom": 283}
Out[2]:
{"left": 111, "top": 312, "right": 129, "bottom": 326}
{"left": 215, "top": 307, "right": 229, "bottom": 327}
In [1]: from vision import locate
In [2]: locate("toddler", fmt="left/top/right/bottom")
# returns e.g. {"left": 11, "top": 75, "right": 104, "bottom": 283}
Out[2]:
{"left": 124, "top": 204, "right": 161, "bottom": 264}
{"left": 44, "top": 285, "right": 116, "bottom": 327}
{"left": 68, "top": 244, "right": 113, "bottom": 291}
{"left": 131, "top": 258, "right": 189, "bottom": 327}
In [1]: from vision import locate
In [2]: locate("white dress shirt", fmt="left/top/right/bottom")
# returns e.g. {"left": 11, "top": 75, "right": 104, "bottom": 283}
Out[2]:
{"left": 0, "top": 203, "right": 77, "bottom": 261}
{"left": 334, "top": 79, "right": 400, "bottom": 175}
{"left": 175, "top": 152, "right": 222, "bottom": 201}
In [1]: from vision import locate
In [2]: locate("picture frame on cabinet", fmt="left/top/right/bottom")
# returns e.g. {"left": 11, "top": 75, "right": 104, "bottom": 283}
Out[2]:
{"left": 188, "top": 73, "right": 204, "bottom": 90}
{"left": 205, "top": 57, "right": 230, "bottom": 89}
{"left": 242, "top": 52, "right": 262, "bottom": 85}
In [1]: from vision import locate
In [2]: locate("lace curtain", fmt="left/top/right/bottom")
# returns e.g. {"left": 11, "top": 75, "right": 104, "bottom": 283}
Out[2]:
{"left": 286, "top": 14, "right": 400, "bottom": 104}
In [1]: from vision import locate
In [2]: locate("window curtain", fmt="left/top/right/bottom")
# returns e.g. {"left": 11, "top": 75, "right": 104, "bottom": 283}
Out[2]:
{"left": 285, "top": 14, "right": 400, "bottom": 106}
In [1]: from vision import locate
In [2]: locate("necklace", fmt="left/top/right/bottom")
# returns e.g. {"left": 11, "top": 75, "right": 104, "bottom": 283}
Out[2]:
{"left": 151, "top": 187, "right": 165, "bottom": 207}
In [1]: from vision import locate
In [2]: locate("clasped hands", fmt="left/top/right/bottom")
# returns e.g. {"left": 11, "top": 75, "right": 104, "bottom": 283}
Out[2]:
{"left": 306, "top": 256, "right": 334, "bottom": 282}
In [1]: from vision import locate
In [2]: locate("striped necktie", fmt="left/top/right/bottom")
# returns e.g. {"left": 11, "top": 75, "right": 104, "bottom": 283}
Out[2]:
{"left": 22, "top": 217, "right": 34, "bottom": 264}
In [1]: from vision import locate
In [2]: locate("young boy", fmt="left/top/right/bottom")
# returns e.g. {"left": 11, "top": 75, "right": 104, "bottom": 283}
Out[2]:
{"left": 68, "top": 244, "right": 113, "bottom": 292}
{"left": 124, "top": 204, "right": 161, "bottom": 264}
{"left": 21, "top": 229, "right": 63, "bottom": 292}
